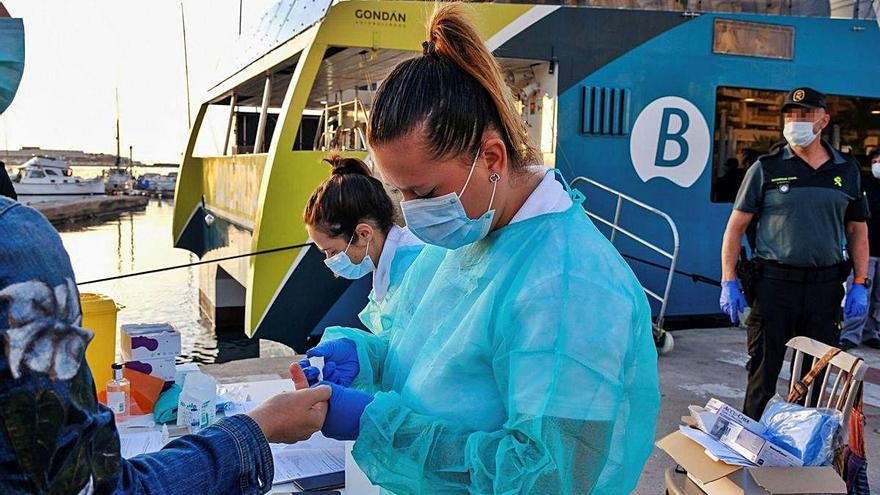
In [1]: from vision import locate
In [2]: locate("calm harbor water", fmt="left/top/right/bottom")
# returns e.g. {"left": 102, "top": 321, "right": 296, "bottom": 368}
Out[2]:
{"left": 56, "top": 167, "right": 290, "bottom": 363}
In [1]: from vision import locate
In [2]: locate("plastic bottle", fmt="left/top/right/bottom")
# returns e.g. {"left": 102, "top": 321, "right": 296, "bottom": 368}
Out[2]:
{"left": 189, "top": 403, "right": 200, "bottom": 434}
{"left": 106, "top": 363, "right": 131, "bottom": 423}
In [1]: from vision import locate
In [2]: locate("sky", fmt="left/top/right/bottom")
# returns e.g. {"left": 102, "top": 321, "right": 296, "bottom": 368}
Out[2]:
{"left": 0, "top": 0, "right": 277, "bottom": 164}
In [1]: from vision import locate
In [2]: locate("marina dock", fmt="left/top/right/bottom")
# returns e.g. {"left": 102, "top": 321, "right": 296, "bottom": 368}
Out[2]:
{"left": 34, "top": 195, "right": 149, "bottom": 226}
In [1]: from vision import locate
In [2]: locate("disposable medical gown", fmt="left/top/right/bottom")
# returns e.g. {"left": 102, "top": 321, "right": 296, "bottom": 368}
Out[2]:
{"left": 358, "top": 241, "right": 424, "bottom": 335}
{"left": 322, "top": 201, "right": 660, "bottom": 494}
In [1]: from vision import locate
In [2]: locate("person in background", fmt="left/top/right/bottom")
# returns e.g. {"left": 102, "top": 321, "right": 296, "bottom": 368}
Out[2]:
{"left": 0, "top": 195, "right": 330, "bottom": 494}
{"left": 300, "top": 155, "right": 423, "bottom": 387}
{"left": 0, "top": 161, "right": 15, "bottom": 200}
{"left": 839, "top": 148, "right": 880, "bottom": 350}
{"left": 720, "top": 87, "right": 869, "bottom": 419}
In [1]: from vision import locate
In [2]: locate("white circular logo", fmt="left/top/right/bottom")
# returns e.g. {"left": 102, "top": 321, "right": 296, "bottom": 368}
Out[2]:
{"left": 630, "top": 96, "right": 710, "bottom": 188}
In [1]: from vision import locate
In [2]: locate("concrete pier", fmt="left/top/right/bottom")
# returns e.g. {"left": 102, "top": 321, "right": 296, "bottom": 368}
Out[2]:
{"left": 33, "top": 195, "right": 149, "bottom": 225}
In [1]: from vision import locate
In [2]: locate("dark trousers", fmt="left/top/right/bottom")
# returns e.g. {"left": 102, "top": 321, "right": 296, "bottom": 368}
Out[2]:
{"left": 742, "top": 275, "right": 843, "bottom": 420}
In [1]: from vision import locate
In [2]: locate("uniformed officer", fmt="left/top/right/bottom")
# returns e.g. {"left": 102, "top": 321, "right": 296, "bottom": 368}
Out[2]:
{"left": 719, "top": 87, "right": 870, "bottom": 420}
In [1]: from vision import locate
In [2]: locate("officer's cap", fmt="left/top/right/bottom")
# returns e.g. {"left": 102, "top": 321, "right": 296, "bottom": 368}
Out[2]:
{"left": 782, "top": 87, "right": 826, "bottom": 113}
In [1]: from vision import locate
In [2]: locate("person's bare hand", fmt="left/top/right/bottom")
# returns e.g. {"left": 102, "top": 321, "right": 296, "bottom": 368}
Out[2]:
{"left": 247, "top": 364, "right": 329, "bottom": 444}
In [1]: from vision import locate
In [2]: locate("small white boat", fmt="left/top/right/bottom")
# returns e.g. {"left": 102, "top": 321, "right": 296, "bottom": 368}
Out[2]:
{"left": 136, "top": 171, "right": 177, "bottom": 195}
{"left": 11, "top": 156, "right": 105, "bottom": 205}
{"left": 104, "top": 167, "right": 133, "bottom": 194}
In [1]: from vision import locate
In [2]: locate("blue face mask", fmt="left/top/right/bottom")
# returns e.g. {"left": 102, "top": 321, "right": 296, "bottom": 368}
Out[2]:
{"left": 323, "top": 234, "right": 375, "bottom": 279}
{"left": 400, "top": 149, "right": 500, "bottom": 249}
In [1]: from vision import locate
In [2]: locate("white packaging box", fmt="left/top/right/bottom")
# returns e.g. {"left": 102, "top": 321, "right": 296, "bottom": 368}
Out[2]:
{"left": 719, "top": 422, "right": 802, "bottom": 467}
{"left": 121, "top": 323, "right": 181, "bottom": 361}
{"left": 706, "top": 398, "right": 768, "bottom": 437}
{"left": 124, "top": 357, "right": 177, "bottom": 382}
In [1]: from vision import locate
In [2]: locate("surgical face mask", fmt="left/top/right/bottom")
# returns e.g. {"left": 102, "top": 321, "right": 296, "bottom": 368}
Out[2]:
{"left": 872, "top": 162, "right": 880, "bottom": 180}
{"left": 783, "top": 120, "right": 820, "bottom": 148}
{"left": 323, "top": 235, "right": 375, "bottom": 279}
{"left": 400, "top": 149, "right": 501, "bottom": 249}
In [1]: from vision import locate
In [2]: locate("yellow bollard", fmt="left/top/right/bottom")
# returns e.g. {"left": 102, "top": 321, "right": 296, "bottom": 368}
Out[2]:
{"left": 80, "top": 293, "right": 120, "bottom": 391}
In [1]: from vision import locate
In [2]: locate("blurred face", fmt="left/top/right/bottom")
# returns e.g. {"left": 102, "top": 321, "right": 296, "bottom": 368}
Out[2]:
{"left": 306, "top": 222, "right": 378, "bottom": 265}
{"left": 872, "top": 154, "right": 880, "bottom": 166}
{"left": 371, "top": 128, "right": 511, "bottom": 226}
{"left": 783, "top": 107, "right": 830, "bottom": 135}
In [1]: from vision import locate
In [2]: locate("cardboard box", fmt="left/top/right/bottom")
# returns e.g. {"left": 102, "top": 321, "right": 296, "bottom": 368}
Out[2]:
{"left": 121, "top": 323, "right": 181, "bottom": 361}
{"left": 718, "top": 423, "right": 802, "bottom": 467}
{"left": 124, "top": 357, "right": 176, "bottom": 382}
{"left": 657, "top": 431, "right": 846, "bottom": 495}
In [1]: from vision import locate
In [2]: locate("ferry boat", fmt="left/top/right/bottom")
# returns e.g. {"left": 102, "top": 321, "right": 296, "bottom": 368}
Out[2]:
{"left": 11, "top": 156, "right": 105, "bottom": 205}
{"left": 173, "top": 0, "right": 880, "bottom": 352}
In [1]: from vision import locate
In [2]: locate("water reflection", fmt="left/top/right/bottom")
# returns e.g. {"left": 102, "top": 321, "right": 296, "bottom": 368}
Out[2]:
{"left": 58, "top": 198, "right": 281, "bottom": 364}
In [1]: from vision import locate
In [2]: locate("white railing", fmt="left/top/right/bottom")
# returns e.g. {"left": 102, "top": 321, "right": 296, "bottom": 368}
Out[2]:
{"left": 570, "top": 176, "right": 680, "bottom": 351}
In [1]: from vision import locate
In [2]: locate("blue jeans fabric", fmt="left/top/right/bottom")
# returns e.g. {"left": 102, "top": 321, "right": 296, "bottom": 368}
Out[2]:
{"left": 0, "top": 198, "right": 273, "bottom": 494}
{"left": 841, "top": 256, "right": 880, "bottom": 345}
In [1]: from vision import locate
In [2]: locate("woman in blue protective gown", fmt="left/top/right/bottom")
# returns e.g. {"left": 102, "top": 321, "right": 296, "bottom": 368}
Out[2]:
{"left": 300, "top": 155, "right": 424, "bottom": 387}
{"left": 301, "top": 5, "right": 661, "bottom": 494}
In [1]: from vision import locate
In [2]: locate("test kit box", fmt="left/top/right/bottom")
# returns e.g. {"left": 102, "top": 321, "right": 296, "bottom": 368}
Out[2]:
{"left": 124, "top": 357, "right": 176, "bottom": 382}
{"left": 657, "top": 431, "right": 845, "bottom": 495}
{"left": 121, "top": 323, "right": 181, "bottom": 361}
{"left": 705, "top": 399, "right": 768, "bottom": 437}
{"left": 718, "top": 423, "right": 802, "bottom": 467}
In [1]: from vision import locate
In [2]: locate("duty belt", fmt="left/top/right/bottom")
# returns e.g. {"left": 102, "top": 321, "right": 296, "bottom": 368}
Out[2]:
{"left": 754, "top": 259, "right": 849, "bottom": 284}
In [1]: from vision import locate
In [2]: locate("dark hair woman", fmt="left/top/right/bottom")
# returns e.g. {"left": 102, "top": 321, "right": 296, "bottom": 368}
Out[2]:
{"left": 304, "top": 5, "right": 659, "bottom": 494}
{"left": 302, "top": 155, "right": 423, "bottom": 330}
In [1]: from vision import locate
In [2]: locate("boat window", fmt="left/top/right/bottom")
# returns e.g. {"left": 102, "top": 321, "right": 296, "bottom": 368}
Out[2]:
{"left": 296, "top": 47, "right": 412, "bottom": 152}
{"left": 44, "top": 169, "right": 58, "bottom": 176}
{"left": 193, "top": 53, "right": 299, "bottom": 157}
{"left": 27, "top": 170, "right": 46, "bottom": 179}
{"left": 711, "top": 87, "right": 880, "bottom": 203}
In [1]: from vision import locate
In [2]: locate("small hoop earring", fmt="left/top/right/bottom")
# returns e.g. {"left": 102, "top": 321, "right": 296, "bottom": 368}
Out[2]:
{"left": 489, "top": 172, "right": 501, "bottom": 183}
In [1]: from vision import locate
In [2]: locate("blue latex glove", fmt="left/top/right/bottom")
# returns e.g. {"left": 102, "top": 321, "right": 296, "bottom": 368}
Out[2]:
{"left": 298, "top": 338, "right": 360, "bottom": 387}
{"left": 719, "top": 280, "right": 746, "bottom": 324}
{"left": 320, "top": 381, "right": 374, "bottom": 441}
{"left": 844, "top": 283, "right": 868, "bottom": 320}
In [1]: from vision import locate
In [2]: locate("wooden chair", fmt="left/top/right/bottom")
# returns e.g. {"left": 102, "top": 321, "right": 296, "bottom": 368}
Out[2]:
{"left": 665, "top": 337, "right": 866, "bottom": 494}
{"left": 786, "top": 336, "right": 866, "bottom": 445}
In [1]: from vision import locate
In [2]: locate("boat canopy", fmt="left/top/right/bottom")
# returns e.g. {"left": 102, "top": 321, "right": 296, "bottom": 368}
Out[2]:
{"left": 17, "top": 156, "right": 72, "bottom": 170}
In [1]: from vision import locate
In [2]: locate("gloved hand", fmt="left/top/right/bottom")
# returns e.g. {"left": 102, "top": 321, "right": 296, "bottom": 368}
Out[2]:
{"left": 844, "top": 283, "right": 869, "bottom": 320}
{"left": 320, "top": 381, "right": 374, "bottom": 441}
{"left": 298, "top": 338, "right": 360, "bottom": 387}
{"left": 720, "top": 280, "right": 746, "bottom": 324}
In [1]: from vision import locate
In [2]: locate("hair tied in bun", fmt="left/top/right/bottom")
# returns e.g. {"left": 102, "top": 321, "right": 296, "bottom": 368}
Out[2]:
{"left": 323, "top": 154, "right": 372, "bottom": 177}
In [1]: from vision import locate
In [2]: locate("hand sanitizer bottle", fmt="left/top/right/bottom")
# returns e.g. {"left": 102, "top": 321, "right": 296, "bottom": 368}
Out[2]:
{"left": 189, "top": 403, "right": 200, "bottom": 434}
{"left": 106, "top": 363, "right": 131, "bottom": 423}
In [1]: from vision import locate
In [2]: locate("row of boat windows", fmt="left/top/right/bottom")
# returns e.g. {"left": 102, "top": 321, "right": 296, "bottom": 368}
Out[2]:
{"left": 11, "top": 168, "right": 75, "bottom": 181}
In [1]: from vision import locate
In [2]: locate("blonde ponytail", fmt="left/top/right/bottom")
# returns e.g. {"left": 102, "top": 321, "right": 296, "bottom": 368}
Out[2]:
{"left": 426, "top": 4, "right": 538, "bottom": 166}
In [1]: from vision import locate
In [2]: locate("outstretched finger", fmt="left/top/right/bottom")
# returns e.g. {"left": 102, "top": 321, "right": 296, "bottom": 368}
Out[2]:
{"left": 290, "top": 362, "right": 309, "bottom": 390}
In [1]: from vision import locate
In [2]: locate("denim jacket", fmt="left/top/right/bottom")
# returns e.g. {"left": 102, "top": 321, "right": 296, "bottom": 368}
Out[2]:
{"left": 0, "top": 198, "right": 274, "bottom": 494}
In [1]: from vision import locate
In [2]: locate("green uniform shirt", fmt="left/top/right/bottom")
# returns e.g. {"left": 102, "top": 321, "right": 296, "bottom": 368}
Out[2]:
{"left": 733, "top": 141, "right": 869, "bottom": 267}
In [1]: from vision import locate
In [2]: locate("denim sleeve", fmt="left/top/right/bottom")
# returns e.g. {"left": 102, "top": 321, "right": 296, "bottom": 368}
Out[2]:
{"left": 0, "top": 199, "right": 274, "bottom": 494}
{"left": 121, "top": 415, "right": 274, "bottom": 495}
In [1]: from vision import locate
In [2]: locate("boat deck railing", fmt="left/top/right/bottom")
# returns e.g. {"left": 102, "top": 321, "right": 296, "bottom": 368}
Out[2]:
{"left": 570, "top": 176, "right": 680, "bottom": 339}
{"left": 315, "top": 98, "right": 370, "bottom": 152}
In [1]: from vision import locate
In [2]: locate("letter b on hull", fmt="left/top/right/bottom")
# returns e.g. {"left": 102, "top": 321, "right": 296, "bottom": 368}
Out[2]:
{"left": 630, "top": 96, "right": 709, "bottom": 188}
